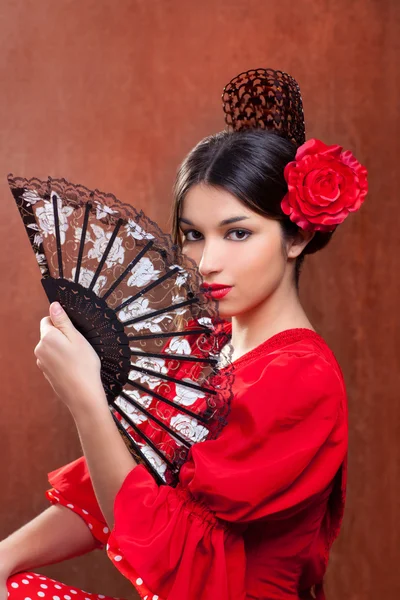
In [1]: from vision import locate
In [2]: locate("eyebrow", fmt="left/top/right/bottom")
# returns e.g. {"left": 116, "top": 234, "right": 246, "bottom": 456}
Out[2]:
{"left": 179, "top": 216, "right": 250, "bottom": 227}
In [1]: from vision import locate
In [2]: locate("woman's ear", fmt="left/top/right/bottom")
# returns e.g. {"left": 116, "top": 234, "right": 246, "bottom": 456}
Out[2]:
{"left": 287, "top": 229, "right": 315, "bottom": 258}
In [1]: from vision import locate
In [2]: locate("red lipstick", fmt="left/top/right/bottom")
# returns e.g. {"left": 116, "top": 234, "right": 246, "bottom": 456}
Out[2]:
{"left": 201, "top": 283, "right": 233, "bottom": 299}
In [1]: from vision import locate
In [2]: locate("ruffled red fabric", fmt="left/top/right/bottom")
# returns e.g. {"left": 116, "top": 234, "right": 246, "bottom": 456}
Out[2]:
{"left": 47, "top": 327, "right": 348, "bottom": 600}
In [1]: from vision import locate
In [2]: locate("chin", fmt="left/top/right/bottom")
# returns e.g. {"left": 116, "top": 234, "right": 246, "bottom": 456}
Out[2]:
{"left": 214, "top": 304, "right": 234, "bottom": 320}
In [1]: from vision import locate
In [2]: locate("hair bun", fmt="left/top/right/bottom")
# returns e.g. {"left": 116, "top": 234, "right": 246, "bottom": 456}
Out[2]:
{"left": 222, "top": 68, "right": 306, "bottom": 147}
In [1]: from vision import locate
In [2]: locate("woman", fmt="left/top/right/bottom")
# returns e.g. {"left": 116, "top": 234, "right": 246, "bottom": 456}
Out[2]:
{"left": 0, "top": 69, "right": 367, "bottom": 599}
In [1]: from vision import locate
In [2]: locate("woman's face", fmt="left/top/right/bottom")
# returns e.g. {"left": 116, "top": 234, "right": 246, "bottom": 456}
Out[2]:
{"left": 178, "top": 184, "right": 297, "bottom": 319}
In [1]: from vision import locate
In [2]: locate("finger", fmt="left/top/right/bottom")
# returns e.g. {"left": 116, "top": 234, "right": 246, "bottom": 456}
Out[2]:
{"left": 49, "top": 303, "right": 76, "bottom": 341}
{"left": 40, "top": 316, "right": 54, "bottom": 338}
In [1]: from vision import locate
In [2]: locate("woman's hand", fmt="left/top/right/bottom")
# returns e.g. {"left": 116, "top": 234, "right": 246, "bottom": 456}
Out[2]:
{"left": 34, "top": 302, "right": 106, "bottom": 412}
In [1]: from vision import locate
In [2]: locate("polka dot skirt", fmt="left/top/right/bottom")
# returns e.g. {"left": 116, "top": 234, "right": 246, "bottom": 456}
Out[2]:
{"left": 44, "top": 488, "right": 162, "bottom": 600}
{"left": 6, "top": 571, "right": 118, "bottom": 600}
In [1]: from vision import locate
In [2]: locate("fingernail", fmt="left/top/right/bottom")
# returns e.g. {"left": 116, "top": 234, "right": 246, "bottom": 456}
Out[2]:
{"left": 52, "top": 302, "right": 64, "bottom": 315}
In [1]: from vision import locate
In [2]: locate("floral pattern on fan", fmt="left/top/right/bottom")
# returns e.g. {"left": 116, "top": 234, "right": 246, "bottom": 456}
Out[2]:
{"left": 9, "top": 174, "right": 234, "bottom": 486}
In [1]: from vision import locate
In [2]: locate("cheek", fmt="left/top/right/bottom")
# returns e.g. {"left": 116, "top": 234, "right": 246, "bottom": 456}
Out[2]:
{"left": 181, "top": 244, "right": 196, "bottom": 263}
{"left": 254, "top": 246, "right": 284, "bottom": 276}
{"left": 181, "top": 243, "right": 204, "bottom": 267}
{"left": 240, "top": 237, "right": 280, "bottom": 273}
{"left": 234, "top": 240, "right": 285, "bottom": 296}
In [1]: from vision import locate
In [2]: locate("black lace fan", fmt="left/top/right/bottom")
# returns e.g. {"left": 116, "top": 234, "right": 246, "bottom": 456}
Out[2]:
{"left": 8, "top": 174, "right": 234, "bottom": 486}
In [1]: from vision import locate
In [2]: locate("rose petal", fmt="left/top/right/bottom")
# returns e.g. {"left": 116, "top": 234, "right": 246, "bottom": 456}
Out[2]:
{"left": 295, "top": 139, "right": 342, "bottom": 162}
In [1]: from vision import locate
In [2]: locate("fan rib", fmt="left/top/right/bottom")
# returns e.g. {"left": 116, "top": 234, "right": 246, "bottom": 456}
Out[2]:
{"left": 88, "top": 218, "right": 123, "bottom": 291}
{"left": 122, "top": 297, "right": 199, "bottom": 326}
{"left": 52, "top": 194, "right": 64, "bottom": 279}
{"left": 125, "top": 378, "right": 211, "bottom": 424}
{"left": 102, "top": 240, "right": 154, "bottom": 301}
{"left": 75, "top": 202, "right": 92, "bottom": 284}
{"left": 131, "top": 349, "right": 217, "bottom": 365}
{"left": 110, "top": 410, "right": 170, "bottom": 485}
{"left": 114, "top": 265, "right": 180, "bottom": 311}
{"left": 128, "top": 328, "right": 213, "bottom": 341}
{"left": 111, "top": 404, "right": 178, "bottom": 460}
{"left": 115, "top": 390, "right": 192, "bottom": 448}
{"left": 129, "top": 363, "right": 216, "bottom": 395}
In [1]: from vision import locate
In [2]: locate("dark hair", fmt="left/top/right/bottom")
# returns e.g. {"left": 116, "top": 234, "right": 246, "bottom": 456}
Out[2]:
{"left": 171, "top": 129, "right": 334, "bottom": 288}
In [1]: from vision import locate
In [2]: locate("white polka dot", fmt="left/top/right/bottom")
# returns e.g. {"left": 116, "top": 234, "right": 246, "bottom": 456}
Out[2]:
{"left": 54, "top": 586, "right": 62, "bottom": 590}
{"left": 11, "top": 583, "right": 19, "bottom": 589}
{"left": 39, "top": 578, "right": 47, "bottom": 581}
{"left": 82, "top": 509, "right": 89, "bottom": 515}
{"left": 22, "top": 580, "right": 30, "bottom": 584}
{"left": 70, "top": 592, "right": 78, "bottom": 595}
{"left": 98, "top": 596, "right": 105, "bottom": 599}
{"left": 113, "top": 555, "right": 122, "bottom": 562}
{"left": 38, "top": 593, "right": 45, "bottom": 598}
{"left": 64, "top": 595, "right": 71, "bottom": 600}
{"left": 152, "top": 596, "right": 159, "bottom": 600}
{"left": 40, "top": 585, "right": 48, "bottom": 589}
{"left": 103, "top": 527, "right": 109, "bottom": 533}
{"left": 136, "top": 578, "right": 143, "bottom": 585}
{"left": 85, "top": 597, "right": 91, "bottom": 600}
{"left": 27, "top": 576, "right": 34, "bottom": 580}
{"left": 24, "top": 597, "right": 32, "bottom": 600}
{"left": 53, "top": 596, "right": 60, "bottom": 600}
{"left": 88, "top": 523, "right": 93, "bottom": 529}
{"left": 66, "top": 503, "right": 74, "bottom": 509}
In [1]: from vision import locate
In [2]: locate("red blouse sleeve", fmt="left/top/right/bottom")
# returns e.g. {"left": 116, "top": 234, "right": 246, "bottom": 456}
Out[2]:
{"left": 106, "top": 348, "right": 348, "bottom": 599}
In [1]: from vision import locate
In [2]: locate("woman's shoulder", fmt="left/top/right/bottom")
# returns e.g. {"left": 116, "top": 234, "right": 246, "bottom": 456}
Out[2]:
{"left": 228, "top": 328, "right": 347, "bottom": 415}
{"left": 200, "top": 319, "right": 347, "bottom": 403}
{"left": 223, "top": 324, "right": 343, "bottom": 376}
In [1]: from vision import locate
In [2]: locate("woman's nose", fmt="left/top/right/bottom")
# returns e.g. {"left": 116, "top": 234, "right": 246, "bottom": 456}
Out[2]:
{"left": 198, "top": 240, "right": 223, "bottom": 277}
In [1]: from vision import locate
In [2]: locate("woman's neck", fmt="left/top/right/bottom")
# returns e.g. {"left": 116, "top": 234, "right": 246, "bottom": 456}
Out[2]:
{"left": 229, "top": 279, "right": 314, "bottom": 361}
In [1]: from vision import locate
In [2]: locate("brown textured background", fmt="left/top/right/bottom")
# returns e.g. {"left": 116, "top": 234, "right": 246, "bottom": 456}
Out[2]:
{"left": 0, "top": 1, "right": 398, "bottom": 598}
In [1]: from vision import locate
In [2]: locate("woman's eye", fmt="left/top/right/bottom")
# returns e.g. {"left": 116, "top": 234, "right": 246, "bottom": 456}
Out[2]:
{"left": 182, "top": 229, "right": 251, "bottom": 242}
{"left": 183, "top": 230, "right": 203, "bottom": 242}
{"left": 227, "top": 229, "right": 251, "bottom": 241}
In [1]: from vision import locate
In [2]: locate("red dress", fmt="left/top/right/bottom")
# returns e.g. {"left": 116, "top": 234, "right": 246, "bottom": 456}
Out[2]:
{"left": 8, "top": 326, "right": 348, "bottom": 600}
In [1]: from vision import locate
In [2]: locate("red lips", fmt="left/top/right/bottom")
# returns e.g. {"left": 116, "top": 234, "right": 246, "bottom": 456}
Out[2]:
{"left": 201, "top": 283, "right": 232, "bottom": 291}
{"left": 201, "top": 283, "right": 233, "bottom": 300}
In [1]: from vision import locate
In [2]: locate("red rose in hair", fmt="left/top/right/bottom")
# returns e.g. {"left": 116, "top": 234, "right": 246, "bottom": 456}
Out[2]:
{"left": 281, "top": 138, "right": 368, "bottom": 232}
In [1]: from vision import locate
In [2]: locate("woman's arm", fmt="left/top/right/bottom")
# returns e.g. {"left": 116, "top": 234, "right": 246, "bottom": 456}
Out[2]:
{"left": 0, "top": 503, "right": 97, "bottom": 579}
{"left": 72, "top": 398, "right": 137, "bottom": 528}
{"left": 34, "top": 304, "right": 138, "bottom": 528}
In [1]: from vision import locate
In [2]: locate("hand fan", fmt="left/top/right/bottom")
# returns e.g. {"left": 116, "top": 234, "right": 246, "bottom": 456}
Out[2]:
{"left": 8, "top": 174, "right": 234, "bottom": 486}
